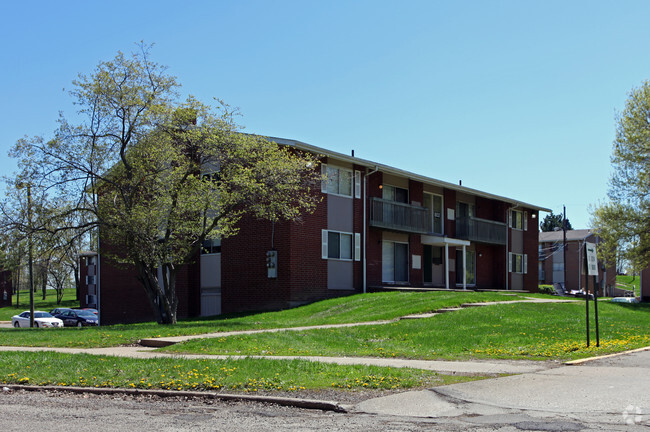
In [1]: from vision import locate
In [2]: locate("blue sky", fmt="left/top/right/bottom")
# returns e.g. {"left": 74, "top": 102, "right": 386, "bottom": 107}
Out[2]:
{"left": 2, "top": 0, "right": 649, "bottom": 228}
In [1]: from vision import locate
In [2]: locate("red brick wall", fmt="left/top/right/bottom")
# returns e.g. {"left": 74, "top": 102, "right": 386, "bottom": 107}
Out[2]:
{"left": 98, "top": 244, "right": 156, "bottom": 325}
{"left": 353, "top": 164, "right": 366, "bottom": 290}
{"left": 444, "top": 189, "right": 456, "bottom": 238}
{"left": 366, "top": 171, "right": 383, "bottom": 286}
{"left": 523, "top": 210, "right": 540, "bottom": 292}
{"left": 221, "top": 185, "right": 329, "bottom": 314}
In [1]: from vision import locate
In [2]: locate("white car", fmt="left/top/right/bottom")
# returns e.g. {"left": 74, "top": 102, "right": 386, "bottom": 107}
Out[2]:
{"left": 11, "top": 311, "right": 63, "bottom": 328}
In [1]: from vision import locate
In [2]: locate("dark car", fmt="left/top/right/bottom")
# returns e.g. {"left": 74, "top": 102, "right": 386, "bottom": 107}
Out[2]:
{"left": 50, "top": 307, "right": 72, "bottom": 316}
{"left": 55, "top": 309, "right": 99, "bottom": 327}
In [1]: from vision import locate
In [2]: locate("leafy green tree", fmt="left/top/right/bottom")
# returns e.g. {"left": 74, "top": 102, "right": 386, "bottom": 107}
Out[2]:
{"left": 592, "top": 81, "right": 650, "bottom": 272}
{"left": 540, "top": 211, "right": 572, "bottom": 232}
{"left": 7, "top": 44, "right": 320, "bottom": 324}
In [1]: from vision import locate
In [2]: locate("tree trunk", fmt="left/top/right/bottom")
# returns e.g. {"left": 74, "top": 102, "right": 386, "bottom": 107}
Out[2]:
{"left": 135, "top": 261, "right": 178, "bottom": 325}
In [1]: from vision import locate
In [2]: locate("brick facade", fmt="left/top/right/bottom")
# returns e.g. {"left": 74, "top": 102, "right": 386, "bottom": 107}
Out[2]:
{"left": 88, "top": 138, "right": 549, "bottom": 324}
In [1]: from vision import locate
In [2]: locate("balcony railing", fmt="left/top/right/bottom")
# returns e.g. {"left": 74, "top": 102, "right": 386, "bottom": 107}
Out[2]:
{"left": 369, "top": 197, "right": 428, "bottom": 234}
{"left": 455, "top": 216, "right": 507, "bottom": 245}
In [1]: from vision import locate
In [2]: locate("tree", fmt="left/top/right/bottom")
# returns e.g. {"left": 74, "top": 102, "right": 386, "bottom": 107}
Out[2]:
{"left": 540, "top": 211, "right": 572, "bottom": 232}
{"left": 592, "top": 81, "right": 650, "bottom": 272}
{"left": 8, "top": 44, "right": 321, "bottom": 324}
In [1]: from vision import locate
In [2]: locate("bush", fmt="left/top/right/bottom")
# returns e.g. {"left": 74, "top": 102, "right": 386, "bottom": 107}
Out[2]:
{"left": 538, "top": 285, "right": 555, "bottom": 295}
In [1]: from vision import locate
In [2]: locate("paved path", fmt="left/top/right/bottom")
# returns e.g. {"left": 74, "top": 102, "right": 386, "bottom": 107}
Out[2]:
{"left": 0, "top": 345, "right": 556, "bottom": 375}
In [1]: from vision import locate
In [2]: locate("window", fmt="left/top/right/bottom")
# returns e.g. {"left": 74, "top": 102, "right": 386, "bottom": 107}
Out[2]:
{"left": 382, "top": 241, "right": 409, "bottom": 282}
{"left": 322, "top": 230, "right": 360, "bottom": 261}
{"left": 509, "top": 252, "right": 528, "bottom": 274}
{"left": 455, "top": 249, "right": 476, "bottom": 285}
{"left": 328, "top": 231, "right": 352, "bottom": 259}
{"left": 383, "top": 185, "right": 408, "bottom": 203}
{"left": 510, "top": 210, "right": 528, "bottom": 230}
{"left": 201, "top": 238, "right": 221, "bottom": 254}
{"left": 321, "top": 164, "right": 353, "bottom": 197}
{"left": 424, "top": 193, "right": 443, "bottom": 234}
{"left": 552, "top": 262, "right": 564, "bottom": 272}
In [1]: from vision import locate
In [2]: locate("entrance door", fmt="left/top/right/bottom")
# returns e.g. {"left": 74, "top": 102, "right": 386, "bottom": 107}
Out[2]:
{"left": 423, "top": 245, "right": 445, "bottom": 286}
{"left": 455, "top": 249, "right": 476, "bottom": 286}
{"left": 382, "top": 241, "right": 409, "bottom": 283}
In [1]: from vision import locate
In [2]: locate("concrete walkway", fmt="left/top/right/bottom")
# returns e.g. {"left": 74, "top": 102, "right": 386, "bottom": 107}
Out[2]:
{"left": 0, "top": 345, "right": 556, "bottom": 375}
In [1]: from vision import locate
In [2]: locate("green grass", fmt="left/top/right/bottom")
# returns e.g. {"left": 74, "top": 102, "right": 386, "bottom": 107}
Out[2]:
{"left": 0, "top": 351, "right": 475, "bottom": 392}
{"left": 0, "top": 291, "right": 532, "bottom": 348}
{"left": 616, "top": 275, "right": 640, "bottom": 295}
{"left": 163, "top": 301, "right": 650, "bottom": 362}
{"left": 0, "top": 289, "right": 80, "bottom": 321}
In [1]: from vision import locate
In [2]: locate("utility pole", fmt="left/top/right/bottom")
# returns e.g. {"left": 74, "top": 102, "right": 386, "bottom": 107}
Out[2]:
{"left": 18, "top": 181, "right": 35, "bottom": 327}
{"left": 563, "top": 205, "right": 567, "bottom": 291}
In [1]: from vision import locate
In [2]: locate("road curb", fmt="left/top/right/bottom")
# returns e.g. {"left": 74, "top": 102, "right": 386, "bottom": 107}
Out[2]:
{"left": 564, "top": 345, "right": 650, "bottom": 365}
{"left": 2, "top": 384, "right": 349, "bottom": 412}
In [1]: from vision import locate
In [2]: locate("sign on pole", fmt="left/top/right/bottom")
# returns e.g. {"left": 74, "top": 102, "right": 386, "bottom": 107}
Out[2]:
{"left": 585, "top": 242, "right": 598, "bottom": 276}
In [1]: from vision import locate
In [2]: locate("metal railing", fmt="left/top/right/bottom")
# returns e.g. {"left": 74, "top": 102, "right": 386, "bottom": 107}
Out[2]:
{"left": 455, "top": 216, "right": 507, "bottom": 245}
{"left": 369, "top": 197, "right": 428, "bottom": 234}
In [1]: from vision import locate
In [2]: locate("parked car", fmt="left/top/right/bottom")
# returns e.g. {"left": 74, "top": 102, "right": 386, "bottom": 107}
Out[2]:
{"left": 12, "top": 311, "right": 63, "bottom": 328}
{"left": 82, "top": 308, "right": 98, "bottom": 315}
{"left": 54, "top": 309, "right": 99, "bottom": 327}
{"left": 50, "top": 307, "right": 72, "bottom": 316}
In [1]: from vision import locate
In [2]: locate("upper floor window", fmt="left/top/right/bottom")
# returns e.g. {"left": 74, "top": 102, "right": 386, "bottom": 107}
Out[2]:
{"left": 201, "top": 238, "right": 221, "bottom": 254}
{"left": 321, "top": 164, "right": 353, "bottom": 197}
{"left": 510, "top": 210, "right": 528, "bottom": 230}
{"left": 424, "top": 193, "right": 443, "bottom": 234}
{"left": 383, "top": 185, "right": 408, "bottom": 203}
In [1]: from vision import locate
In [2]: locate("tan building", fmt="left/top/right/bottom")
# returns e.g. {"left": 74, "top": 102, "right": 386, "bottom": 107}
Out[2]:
{"left": 539, "top": 229, "right": 616, "bottom": 295}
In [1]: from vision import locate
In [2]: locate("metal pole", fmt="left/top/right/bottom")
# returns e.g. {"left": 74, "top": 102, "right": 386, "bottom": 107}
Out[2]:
{"left": 584, "top": 241, "right": 589, "bottom": 348}
{"left": 563, "top": 205, "right": 567, "bottom": 291}
{"left": 27, "top": 184, "right": 34, "bottom": 328}
{"left": 593, "top": 274, "right": 599, "bottom": 347}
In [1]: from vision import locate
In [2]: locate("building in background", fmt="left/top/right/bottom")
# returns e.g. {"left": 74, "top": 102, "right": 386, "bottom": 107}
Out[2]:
{"left": 539, "top": 229, "right": 616, "bottom": 295}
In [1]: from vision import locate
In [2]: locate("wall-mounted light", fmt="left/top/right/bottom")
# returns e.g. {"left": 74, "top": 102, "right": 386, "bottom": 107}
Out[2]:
{"left": 378, "top": 184, "right": 383, "bottom": 190}
{"left": 532, "top": 213, "right": 537, "bottom": 219}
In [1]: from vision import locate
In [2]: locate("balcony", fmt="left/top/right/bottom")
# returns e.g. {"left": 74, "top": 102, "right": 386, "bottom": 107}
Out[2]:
{"left": 455, "top": 216, "right": 507, "bottom": 245}
{"left": 369, "top": 197, "right": 428, "bottom": 234}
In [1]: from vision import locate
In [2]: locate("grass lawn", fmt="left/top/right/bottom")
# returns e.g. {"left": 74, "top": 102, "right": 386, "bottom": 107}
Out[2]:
{"left": 616, "top": 275, "right": 641, "bottom": 295}
{"left": 162, "top": 301, "right": 650, "bottom": 362}
{"left": 0, "top": 289, "right": 80, "bottom": 321}
{"left": 0, "top": 291, "right": 532, "bottom": 348}
{"left": 0, "top": 351, "right": 475, "bottom": 393}
{"left": 2, "top": 291, "right": 649, "bottom": 394}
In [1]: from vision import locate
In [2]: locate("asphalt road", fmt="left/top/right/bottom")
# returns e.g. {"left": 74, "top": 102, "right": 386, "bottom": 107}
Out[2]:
{"left": 2, "top": 349, "right": 650, "bottom": 431}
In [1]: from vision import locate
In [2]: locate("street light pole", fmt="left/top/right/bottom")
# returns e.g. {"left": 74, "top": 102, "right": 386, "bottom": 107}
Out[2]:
{"left": 27, "top": 182, "right": 34, "bottom": 328}
{"left": 18, "top": 181, "right": 35, "bottom": 328}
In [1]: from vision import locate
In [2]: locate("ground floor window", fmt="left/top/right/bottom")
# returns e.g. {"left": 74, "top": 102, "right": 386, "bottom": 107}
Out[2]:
{"left": 509, "top": 252, "right": 528, "bottom": 274}
{"left": 382, "top": 241, "right": 409, "bottom": 283}
{"left": 455, "top": 249, "right": 476, "bottom": 285}
{"left": 322, "top": 230, "right": 361, "bottom": 261}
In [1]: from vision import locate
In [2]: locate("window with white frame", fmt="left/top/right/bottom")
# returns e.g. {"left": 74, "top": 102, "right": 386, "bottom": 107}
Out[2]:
{"left": 321, "top": 164, "right": 353, "bottom": 197}
{"left": 510, "top": 209, "right": 527, "bottom": 230}
{"left": 322, "top": 230, "right": 360, "bottom": 261}
{"left": 509, "top": 252, "right": 528, "bottom": 274}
